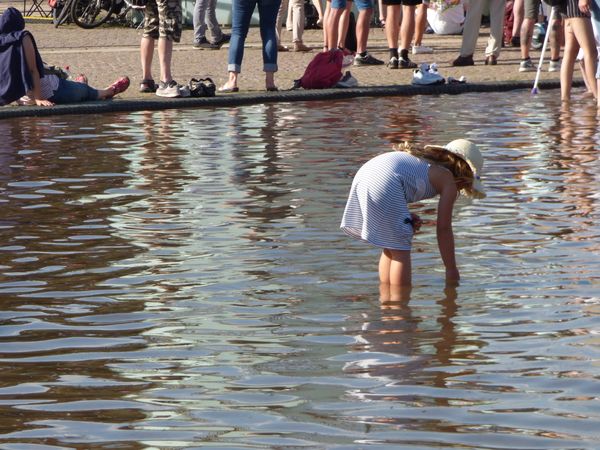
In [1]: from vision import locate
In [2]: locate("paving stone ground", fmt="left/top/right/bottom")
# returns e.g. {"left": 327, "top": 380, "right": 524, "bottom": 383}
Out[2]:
{"left": 2, "top": 1, "right": 578, "bottom": 105}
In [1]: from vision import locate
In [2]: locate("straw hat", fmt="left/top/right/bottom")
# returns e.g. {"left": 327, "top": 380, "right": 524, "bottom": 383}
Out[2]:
{"left": 424, "top": 139, "right": 486, "bottom": 199}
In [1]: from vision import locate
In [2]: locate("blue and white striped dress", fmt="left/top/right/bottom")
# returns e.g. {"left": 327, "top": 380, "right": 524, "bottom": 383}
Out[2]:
{"left": 340, "top": 151, "right": 438, "bottom": 250}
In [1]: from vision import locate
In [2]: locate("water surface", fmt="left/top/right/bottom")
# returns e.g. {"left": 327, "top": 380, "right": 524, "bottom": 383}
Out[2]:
{"left": 0, "top": 90, "right": 599, "bottom": 449}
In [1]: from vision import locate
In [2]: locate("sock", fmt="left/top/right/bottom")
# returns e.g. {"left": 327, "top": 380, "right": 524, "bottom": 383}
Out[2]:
{"left": 389, "top": 48, "right": 399, "bottom": 59}
{"left": 400, "top": 49, "right": 409, "bottom": 60}
{"left": 359, "top": 51, "right": 368, "bottom": 58}
{"left": 551, "top": 58, "right": 560, "bottom": 62}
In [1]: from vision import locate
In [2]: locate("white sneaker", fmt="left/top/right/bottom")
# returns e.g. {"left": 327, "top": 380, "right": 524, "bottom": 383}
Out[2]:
{"left": 548, "top": 59, "right": 561, "bottom": 72}
{"left": 412, "top": 44, "right": 433, "bottom": 55}
{"left": 412, "top": 63, "right": 445, "bottom": 85}
{"left": 156, "top": 80, "right": 182, "bottom": 98}
{"left": 519, "top": 59, "right": 536, "bottom": 72}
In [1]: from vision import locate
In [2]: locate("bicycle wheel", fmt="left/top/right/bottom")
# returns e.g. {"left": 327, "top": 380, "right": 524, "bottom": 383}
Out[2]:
{"left": 71, "top": 0, "right": 114, "bottom": 28}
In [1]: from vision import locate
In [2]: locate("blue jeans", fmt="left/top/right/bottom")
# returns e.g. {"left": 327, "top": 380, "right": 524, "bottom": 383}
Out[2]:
{"left": 49, "top": 78, "right": 99, "bottom": 104}
{"left": 228, "top": 0, "right": 281, "bottom": 73}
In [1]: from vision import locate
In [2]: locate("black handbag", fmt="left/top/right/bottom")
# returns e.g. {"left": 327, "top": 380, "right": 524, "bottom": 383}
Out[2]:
{"left": 189, "top": 77, "right": 216, "bottom": 97}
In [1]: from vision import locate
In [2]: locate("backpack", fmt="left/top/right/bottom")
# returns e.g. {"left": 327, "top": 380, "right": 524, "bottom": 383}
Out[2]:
{"left": 294, "top": 50, "right": 343, "bottom": 89}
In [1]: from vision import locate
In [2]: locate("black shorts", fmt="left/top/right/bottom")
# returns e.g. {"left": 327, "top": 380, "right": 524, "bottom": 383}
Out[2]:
{"left": 381, "top": 0, "right": 422, "bottom": 5}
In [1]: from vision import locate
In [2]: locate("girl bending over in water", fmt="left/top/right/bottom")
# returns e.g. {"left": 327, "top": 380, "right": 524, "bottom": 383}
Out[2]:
{"left": 340, "top": 139, "right": 486, "bottom": 286}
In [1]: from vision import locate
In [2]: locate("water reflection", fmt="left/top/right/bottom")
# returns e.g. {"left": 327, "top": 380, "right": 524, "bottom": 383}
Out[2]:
{"left": 0, "top": 92, "right": 599, "bottom": 449}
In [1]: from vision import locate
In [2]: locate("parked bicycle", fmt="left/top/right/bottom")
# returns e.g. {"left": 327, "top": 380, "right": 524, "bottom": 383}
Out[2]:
{"left": 53, "top": 0, "right": 144, "bottom": 29}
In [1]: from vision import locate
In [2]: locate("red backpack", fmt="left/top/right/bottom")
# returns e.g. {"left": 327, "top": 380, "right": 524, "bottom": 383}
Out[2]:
{"left": 295, "top": 50, "right": 344, "bottom": 89}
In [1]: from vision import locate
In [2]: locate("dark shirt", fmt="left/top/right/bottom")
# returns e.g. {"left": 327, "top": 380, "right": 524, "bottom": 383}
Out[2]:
{"left": 0, "top": 7, "right": 45, "bottom": 105}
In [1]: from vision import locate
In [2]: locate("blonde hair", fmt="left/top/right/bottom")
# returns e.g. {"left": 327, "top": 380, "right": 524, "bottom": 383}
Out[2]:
{"left": 395, "top": 142, "right": 476, "bottom": 197}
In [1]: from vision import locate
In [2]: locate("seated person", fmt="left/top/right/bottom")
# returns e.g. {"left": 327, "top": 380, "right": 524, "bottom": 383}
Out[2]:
{"left": 427, "top": 0, "right": 465, "bottom": 35}
{"left": 0, "top": 7, "right": 129, "bottom": 107}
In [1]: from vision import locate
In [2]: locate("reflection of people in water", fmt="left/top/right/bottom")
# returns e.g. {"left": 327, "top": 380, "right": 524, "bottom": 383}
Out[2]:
{"left": 345, "top": 284, "right": 483, "bottom": 418}
{"left": 553, "top": 104, "right": 597, "bottom": 219}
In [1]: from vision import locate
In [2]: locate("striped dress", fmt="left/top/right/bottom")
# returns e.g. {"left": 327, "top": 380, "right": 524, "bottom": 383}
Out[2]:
{"left": 340, "top": 151, "right": 438, "bottom": 251}
{"left": 561, "top": 0, "right": 589, "bottom": 18}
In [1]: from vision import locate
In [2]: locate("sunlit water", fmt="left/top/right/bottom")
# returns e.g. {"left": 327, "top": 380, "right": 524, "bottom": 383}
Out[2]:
{"left": 0, "top": 90, "right": 599, "bottom": 449}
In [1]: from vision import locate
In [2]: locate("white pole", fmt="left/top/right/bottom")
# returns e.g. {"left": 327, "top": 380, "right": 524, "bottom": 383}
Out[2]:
{"left": 532, "top": 6, "right": 556, "bottom": 94}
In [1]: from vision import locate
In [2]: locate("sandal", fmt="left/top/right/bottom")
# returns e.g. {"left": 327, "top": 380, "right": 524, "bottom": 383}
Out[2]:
{"left": 139, "top": 78, "right": 157, "bottom": 93}
{"left": 108, "top": 76, "right": 130, "bottom": 97}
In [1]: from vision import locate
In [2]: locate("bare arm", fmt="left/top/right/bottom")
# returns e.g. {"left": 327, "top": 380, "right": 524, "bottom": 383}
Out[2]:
{"left": 430, "top": 166, "right": 459, "bottom": 283}
{"left": 22, "top": 35, "right": 54, "bottom": 107}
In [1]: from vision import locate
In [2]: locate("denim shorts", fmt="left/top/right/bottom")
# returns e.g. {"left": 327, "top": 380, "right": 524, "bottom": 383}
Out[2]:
{"left": 331, "top": 0, "right": 373, "bottom": 11}
{"left": 48, "top": 78, "right": 99, "bottom": 104}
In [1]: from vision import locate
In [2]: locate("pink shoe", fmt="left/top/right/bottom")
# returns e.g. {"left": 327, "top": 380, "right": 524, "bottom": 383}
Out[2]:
{"left": 108, "top": 76, "right": 130, "bottom": 97}
{"left": 74, "top": 74, "right": 88, "bottom": 84}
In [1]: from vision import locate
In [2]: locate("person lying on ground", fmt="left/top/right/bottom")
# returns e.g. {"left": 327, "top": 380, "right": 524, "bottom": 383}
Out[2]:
{"left": 0, "top": 7, "right": 129, "bottom": 107}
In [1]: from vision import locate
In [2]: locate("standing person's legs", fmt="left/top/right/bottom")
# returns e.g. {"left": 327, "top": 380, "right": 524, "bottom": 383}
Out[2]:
{"left": 192, "top": 0, "right": 208, "bottom": 43}
{"left": 223, "top": 0, "right": 256, "bottom": 89}
{"left": 399, "top": 1, "right": 419, "bottom": 67}
{"left": 258, "top": 0, "right": 282, "bottom": 89}
{"left": 325, "top": 0, "right": 347, "bottom": 50}
{"left": 413, "top": 1, "right": 432, "bottom": 52}
{"left": 338, "top": 1, "right": 352, "bottom": 48}
{"left": 353, "top": 0, "right": 384, "bottom": 64}
{"left": 570, "top": 17, "right": 598, "bottom": 98}
{"left": 511, "top": 0, "right": 524, "bottom": 45}
{"left": 379, "top": 249, "right": 411, "bottom": 286}
{"left": 355, "top": 3, "right": 374, "bottom": 54}
{"left": 322, "top": 0, "right": 331, "bottom": 48}
{"left": 156, "top": 0, "right": 182, "bottom": 85}
{"left": 561, "top": 19, "right": 579, "bottom": 101}
{"left": 276, "top": 0, "right": 290, "bottom": 46}
{"left": 458, "top": 0, "right": 484, "bottom": 57}
{"left": 549, "top": 9, "right": 563, "bottom": 69}
{"left": 485, "top": 0, "right": 506, "bottom": 60}
{"left": 290, "top": 0, "right": 310, "bottom": 49}
{"left": 140, "top": 0, "right": 159, "bottom": 91}
{"left": 384, "top": 2, "right": 401, "bottom": 65}
{"left": 205, "top": 0, "right": 225, "bottom": 42}
{"left": 519, "top": 0, "right": 538, "bottom": 61}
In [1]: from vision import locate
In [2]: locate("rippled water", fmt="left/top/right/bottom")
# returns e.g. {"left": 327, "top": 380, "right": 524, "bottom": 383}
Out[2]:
{"left": 0, "top": 90, "right": 599, "bottom": 449}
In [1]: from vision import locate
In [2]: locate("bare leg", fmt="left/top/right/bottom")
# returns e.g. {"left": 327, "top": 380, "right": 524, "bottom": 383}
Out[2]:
{"left": 265, "top": 71, "right": 276, "bottom": 90}
{"left": 140, "top": 36, "right": 155, "bottom": 81}
{"left": 326, "top": 6, "right": 345, "bottom": 50}
{"left": 338, "top": 2, "right": 352, "bottom": 49}
{"left": 356, "top": 8, "right": 373, "bottom": 54}
{"left": 399, "top": 4, "right": 415, "bottom": 53}
{"left": 519, "top": 17, "right": 534, "bottom": 60}
{"left": 560, "top": 20, "right": 579, "bottom": 101}
{"left": 385, "top": 4, "right": 401, "bottom": 49}
{"left": 222, "top": 71, "right": 239, "bottom": 89}
{"left": 512, "top": 0, "right": 524, "bottom": 40}
{"left": 550, "top": 15, "right": 563, "bottom": 61}
{"left": 322, "top": 0, "right": 331, "bottom": 49}
{"left": 158, "top": 37, "right": 173, "bottom": 83}
{"left": 413, "top": 2, "right": 427, "bottom": 46}
{"left": 379, "top": 248, "right": 411, "bottom": 286}
{"left": 379, "top": 282, "right": 412, "bottom": 303}
{"left": 571, "top": 17, "right": 597, "bottom": 99}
